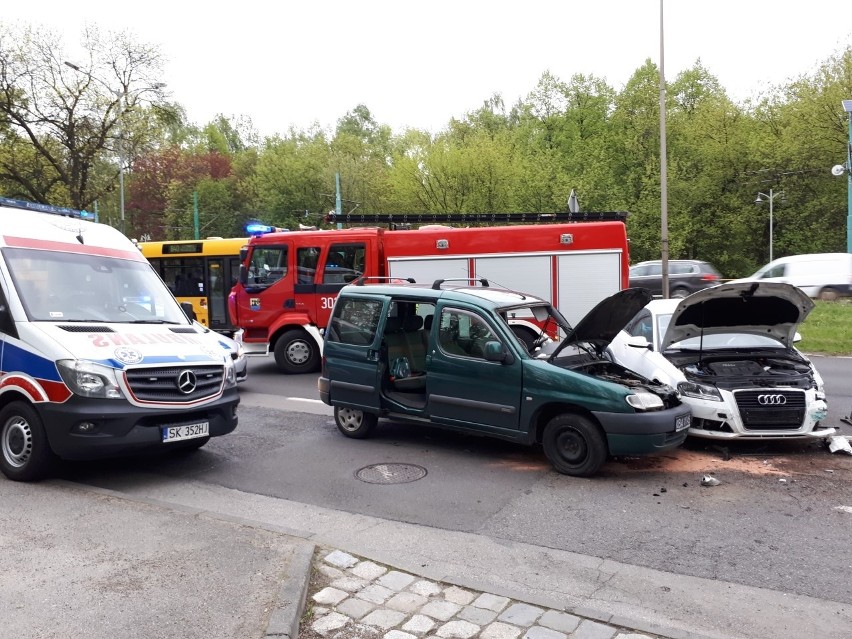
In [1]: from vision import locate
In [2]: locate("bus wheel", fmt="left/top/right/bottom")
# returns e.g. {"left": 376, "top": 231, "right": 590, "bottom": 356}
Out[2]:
{"left": 0, "top": 401, "right": 56, "bottom": 482}
{"left": 274, "top": 329, "right": 320, "bottom": 374}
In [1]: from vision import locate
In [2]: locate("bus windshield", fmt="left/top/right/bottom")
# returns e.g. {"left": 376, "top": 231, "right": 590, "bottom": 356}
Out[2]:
{"left": 138, "top": 238, "right": 246, "bottom": 334}
{"left": 4, "top": 248, "right": 189, "bottom": 324}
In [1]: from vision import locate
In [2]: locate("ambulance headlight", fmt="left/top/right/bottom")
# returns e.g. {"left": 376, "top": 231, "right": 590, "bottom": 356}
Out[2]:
{"left": 57, "top": 360, "right": 124, "bottom": 399}
{"left": 224, "top": 361, "right": 237, "bottom": 388}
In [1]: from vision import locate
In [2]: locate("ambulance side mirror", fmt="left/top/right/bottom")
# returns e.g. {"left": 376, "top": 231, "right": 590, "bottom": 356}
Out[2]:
{"left": 180, "top": 302, "right": 196, "bottom": 322}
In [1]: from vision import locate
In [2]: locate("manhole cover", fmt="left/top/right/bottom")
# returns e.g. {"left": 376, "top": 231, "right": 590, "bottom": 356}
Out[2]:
{"left": 356, "top": 463, "right": 427, "bottom": 484}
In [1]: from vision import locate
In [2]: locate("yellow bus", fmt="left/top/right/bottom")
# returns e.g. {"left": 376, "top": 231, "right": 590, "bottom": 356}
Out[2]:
{"left": 138, "top": 237, "right": 247, "bottom": 335}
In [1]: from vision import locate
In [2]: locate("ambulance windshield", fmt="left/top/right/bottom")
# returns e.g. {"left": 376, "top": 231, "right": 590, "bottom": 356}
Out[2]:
{"left": 4, "top": 247, "right": 189, "bottom": 324}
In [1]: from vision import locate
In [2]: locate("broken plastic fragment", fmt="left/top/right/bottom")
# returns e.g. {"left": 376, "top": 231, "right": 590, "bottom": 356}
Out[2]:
{"left": 701, "top": 475, "right": 721, "bottom": 487}
{"left": 827, "top": 436, "right": 852, "bottom": 455}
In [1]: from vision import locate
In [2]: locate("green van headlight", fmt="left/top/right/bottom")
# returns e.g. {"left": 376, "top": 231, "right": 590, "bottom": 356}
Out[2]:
{"left": 625, "top": 392, "right": 664, "bottom": 411}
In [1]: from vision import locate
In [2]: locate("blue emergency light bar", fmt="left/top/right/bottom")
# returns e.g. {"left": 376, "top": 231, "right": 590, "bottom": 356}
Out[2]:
{"left": 245, "top": 220, "right": 289, "bottom": 235}
{"left": 0, "top": 196, "right": 96, "bottom": 220}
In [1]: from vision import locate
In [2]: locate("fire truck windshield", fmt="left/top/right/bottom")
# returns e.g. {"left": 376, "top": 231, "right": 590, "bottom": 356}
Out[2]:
{"left": 247, "top": 246, "right": 288, "bottom": 289}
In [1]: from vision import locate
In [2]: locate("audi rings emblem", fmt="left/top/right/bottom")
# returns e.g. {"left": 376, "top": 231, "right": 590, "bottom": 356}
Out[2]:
{"left": 176, "top": 370, "right": 197, "bottom": 394}
{"left": 757, "top": 394, "right": 787, "bottom": 405}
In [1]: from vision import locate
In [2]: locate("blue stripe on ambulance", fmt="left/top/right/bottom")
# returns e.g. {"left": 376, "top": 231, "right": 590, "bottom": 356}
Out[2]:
{"left": 1, "top": 340, "right": 63, "bottom": 381}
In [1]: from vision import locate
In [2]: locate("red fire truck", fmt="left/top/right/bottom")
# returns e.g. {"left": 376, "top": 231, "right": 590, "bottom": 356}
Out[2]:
{"left": 229, "top": 212, "right": 630, "bottom": 373}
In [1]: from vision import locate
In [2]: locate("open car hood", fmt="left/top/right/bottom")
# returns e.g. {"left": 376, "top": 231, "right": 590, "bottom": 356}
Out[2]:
{"left": 661, "top": 281, "right": 814, "bottom": 349}
{"left": 559, "top": 288, "right": 654, "bottom": 350}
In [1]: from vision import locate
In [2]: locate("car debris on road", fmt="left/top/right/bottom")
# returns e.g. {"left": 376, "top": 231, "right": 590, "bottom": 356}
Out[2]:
{"left": 827, "top": 435, "right": 852, "bottom": 455}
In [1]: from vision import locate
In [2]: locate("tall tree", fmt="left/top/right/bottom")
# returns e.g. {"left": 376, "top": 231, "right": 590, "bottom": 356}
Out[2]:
{"left": 0, "top": 23, "right": 170, "bottom": 211}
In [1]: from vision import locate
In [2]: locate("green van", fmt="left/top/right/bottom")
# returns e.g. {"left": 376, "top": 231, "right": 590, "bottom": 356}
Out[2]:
{"left": 317, "top": 279, "right": 690, "bottom": 476}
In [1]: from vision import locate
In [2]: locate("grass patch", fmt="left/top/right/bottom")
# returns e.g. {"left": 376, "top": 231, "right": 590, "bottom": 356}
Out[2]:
{"left": 798, "top": 299, "right": 852, "bottom": 355}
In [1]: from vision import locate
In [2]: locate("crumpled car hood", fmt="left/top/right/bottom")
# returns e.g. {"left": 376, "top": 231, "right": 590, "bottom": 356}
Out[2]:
{"left": 564, "top": 287, "right": 654, "bottom": 348}
{"left": 661, "top": 281, "right": 814, "bottom": 349}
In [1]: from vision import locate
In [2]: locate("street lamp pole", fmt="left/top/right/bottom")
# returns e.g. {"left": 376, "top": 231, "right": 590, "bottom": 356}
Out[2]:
{"left": 755, "top": 188, "right": 783, "bottom": 263}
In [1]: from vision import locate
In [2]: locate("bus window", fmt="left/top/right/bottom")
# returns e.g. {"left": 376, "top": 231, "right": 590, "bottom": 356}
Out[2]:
{"left": 176, "top": 265, "right": 204, "bottom": 296}
{"left": 137, "top": 238, "right": 248, "bottom": 336}
{"left": 208, "top": 259, "right": 228, "bottom": 328}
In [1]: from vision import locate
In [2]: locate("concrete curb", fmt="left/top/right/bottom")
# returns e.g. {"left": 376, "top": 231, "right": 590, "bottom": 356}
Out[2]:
{"left": 265, "top": 542, "right": 316, "bottom": 639}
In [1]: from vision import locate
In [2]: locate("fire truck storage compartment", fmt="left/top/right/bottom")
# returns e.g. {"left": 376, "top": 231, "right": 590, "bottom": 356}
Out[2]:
{"left": 387, "top": 250, "right": 622, "bottom": 325}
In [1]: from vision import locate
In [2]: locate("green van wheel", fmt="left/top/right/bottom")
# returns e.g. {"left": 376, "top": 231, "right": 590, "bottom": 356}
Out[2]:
{"left": 542, "top": 414, "right": 607, "bottom": 477}
{"left": 334, "top": 407, "right": 377, "bottom": 439}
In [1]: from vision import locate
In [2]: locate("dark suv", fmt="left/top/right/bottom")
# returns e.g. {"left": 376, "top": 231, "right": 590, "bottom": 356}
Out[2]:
{"left": 628, "top": 260, "right": 721, "bottom": 298}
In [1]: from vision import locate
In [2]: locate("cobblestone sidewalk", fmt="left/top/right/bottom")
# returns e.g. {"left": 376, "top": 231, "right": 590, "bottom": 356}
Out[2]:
{"left": 300, "top": 548, "right": 663, "bottom": 639}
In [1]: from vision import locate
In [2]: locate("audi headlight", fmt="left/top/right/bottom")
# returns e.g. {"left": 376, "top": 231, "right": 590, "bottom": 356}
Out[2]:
{"left": 57, "top": 360, "right": 124, "bottom": 399}
{"left": 625, "top": 392, "right": 664, "bottom": 411}
{"left": 678, "top": 381, "right": 722, "bottom": 401}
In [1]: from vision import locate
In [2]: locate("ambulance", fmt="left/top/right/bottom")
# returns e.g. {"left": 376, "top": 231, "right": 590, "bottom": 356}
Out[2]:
{"left": 0, "top": 197, "right": 240, "bottom": 481}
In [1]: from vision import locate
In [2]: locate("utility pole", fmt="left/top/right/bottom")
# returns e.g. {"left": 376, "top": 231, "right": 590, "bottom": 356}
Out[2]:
{"left": 659, "top": 0, "right": 670, "bottom": 298}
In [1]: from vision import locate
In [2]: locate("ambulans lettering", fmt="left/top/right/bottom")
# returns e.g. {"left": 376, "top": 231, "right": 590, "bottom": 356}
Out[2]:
{"left": 89, "top": 332, "right": 203, "bottom": 347}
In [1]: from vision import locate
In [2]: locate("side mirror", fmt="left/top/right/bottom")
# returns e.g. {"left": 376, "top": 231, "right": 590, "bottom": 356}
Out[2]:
{"left": 180, "top": 301, "right": 197, "bottom": 321}
{"left": 239, "top": 263, "right": 248, "bottom": 286}
{"left": 626, "top": 335, "right": 652, "bottom": 350}
{"left": 484, "top": 340, "right": 514, "bottom": 364}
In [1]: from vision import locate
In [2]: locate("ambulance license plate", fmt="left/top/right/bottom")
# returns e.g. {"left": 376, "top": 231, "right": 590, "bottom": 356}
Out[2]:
{"left": 162, "top": 421, "right": 209, "bottom": 443}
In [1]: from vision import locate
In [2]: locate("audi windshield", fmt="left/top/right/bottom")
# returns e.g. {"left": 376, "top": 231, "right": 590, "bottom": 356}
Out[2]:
{"left": 657, "top": 314, "right": 786, "bottom": 351}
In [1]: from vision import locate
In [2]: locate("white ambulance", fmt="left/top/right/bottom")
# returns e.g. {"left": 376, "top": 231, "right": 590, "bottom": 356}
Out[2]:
{"left": 0, "top": 197, "right": 240, "bottom": 481}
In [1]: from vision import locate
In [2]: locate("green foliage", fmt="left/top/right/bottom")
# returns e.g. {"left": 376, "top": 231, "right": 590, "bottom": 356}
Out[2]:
{"left": 798, "top": 300, "right": 852, "bottom": 355}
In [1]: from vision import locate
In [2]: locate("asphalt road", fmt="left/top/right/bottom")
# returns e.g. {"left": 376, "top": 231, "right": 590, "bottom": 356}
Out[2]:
{"left": 61, "top": 353, "right": 852, "bottom": 610}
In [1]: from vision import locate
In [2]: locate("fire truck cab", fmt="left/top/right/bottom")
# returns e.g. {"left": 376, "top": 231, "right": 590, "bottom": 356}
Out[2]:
{"left": 229, "top": 217, "right": 630, "bottom": 375}
{"left": 230, "top": 228, "right": 379, "bottom": 373}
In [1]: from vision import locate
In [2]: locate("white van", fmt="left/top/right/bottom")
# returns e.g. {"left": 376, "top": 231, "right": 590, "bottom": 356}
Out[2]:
{"left": 733, "top": 253, "right": 852, "bottom": 301}
{"left": 0, "top": 197, "right": 240, "bottom": 481}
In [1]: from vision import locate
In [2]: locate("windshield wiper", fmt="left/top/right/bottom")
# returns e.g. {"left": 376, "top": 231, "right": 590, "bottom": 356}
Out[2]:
{"left": 123, "top": 319, "right": 183, "bottom": 325}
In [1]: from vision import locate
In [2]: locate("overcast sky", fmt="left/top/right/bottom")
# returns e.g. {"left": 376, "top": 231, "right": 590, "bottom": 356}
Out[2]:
{"left": 6, "top": 1, "right": 852, "bottom": 138}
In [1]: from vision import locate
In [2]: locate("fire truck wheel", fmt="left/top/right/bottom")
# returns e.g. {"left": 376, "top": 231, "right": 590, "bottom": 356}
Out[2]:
{"left": 542, "top": 413, "right": 607, "bottom": 477}
{"left": 274, "top": 329, "right": 320, "bottom": 373}
{"left": 334, "top": 407, "right": 377, "bottom": 439}
{"left": 0, "top": 401, "right": 57, "bottom": 482}
{"left": 510, "top": 326, "right": 536, "bottom": 353}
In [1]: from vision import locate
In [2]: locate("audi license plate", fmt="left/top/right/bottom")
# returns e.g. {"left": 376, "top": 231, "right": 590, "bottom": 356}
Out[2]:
{"left": 675, "top": 414, "right": 691, "bottom": 432}
{"left": 162, "top": 421, "right": 209, "bottom": 443}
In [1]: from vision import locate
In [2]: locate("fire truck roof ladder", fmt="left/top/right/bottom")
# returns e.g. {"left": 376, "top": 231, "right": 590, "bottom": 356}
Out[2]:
{"left": 324, "top": 211, "right": 628, "bottom": 225}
